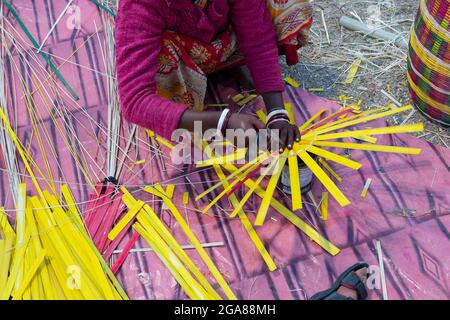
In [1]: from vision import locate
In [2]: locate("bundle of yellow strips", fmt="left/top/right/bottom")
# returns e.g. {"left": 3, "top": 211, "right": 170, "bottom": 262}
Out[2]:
{"left": 0, "top": 184, "right": 127, "bottom": 300}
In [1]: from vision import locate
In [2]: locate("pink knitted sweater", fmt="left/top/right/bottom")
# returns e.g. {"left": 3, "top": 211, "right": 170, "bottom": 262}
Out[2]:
{"left": 116, "top": 0, "right": 284, "bottom": 140}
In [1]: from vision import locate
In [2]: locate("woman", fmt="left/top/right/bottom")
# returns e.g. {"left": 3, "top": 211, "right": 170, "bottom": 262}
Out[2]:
{"left": 116, "top": 0, "right": 313, "bottom": 151}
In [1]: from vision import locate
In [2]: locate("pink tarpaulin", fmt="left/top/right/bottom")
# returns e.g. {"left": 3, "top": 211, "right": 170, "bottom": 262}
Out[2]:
{"left": 1, "top": 1, "right": 449, "bottom": 300}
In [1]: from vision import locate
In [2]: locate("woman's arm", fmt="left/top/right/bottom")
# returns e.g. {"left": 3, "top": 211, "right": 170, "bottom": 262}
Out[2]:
{"left": 229, "top": 0, "right": 301, "bottom": 150}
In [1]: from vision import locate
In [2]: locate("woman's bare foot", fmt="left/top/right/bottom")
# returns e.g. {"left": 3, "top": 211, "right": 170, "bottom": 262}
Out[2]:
{"left": 335, "top": 267, "right": 368, "bottom": 299}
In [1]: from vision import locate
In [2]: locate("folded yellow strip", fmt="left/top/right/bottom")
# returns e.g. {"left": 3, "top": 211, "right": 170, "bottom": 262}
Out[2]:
{"left": 342, "top": 59, "right": 362, "bottom": 84}
{"left": 284, "top": 76, "right": 300, "bottom": 88}
{"left": 237, "top": 94, "right": 258, "bottom": 106}
{"left": 107, "top": 200, "right": 144, "bottom": 241}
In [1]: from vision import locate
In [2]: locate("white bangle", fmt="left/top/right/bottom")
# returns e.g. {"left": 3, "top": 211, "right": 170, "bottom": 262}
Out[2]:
{"left": 266, "top": 109, "right": 289, "bottom": 123}
{"left": 217, "top": 108, "right": 231, "bottom": 135}
{"left": 267, "top": 117, "right": 290, "bottom": 127}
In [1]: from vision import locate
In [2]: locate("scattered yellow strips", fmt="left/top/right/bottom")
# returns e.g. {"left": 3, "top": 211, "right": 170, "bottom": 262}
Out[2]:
{"left": 200, "top": 156, "right": 270, "bottom": 213}
{"left": 237, "top": 94, "right": 258, "bottom": 106}
{"left": 295, "top": 148, "right": 350, "bottom": 207}
{"left": 319, "top": 158, "right": 343, "bottom": 183}
{"left": 361, "top": 178, "right": 373, "bottom": 198}
{"left": 221, "top": 163, "right": 340, "bottom": 256}
{"left": 195, "top": 152, "right": 270, "bottom": 201}
{"left": 231, "top": 93, "right": 245, "bottom": 103}
{"left": 313, "top": 140, "right": 422, "bottom": 155}
{"left": 212, "top": 164, "right": 277, "bottom": 271}
{"left": 353, "top": 135, "right": 377, "bottom": 144}
{"left": 284, "top": 103, "right": 295, "bottom": 124}
{"left": 144, "top": 186, "right": 237, "bottom": 300}
{"left": 229, "top": 158, "right": 279, "bottom": 218}
{"left": 314, "top": 123, "right": 424, "bottom": 141}
{"left": 299, "top": 109, "right": 327, "bottom": 130}
{"left": 288, "top": 151, "right": 302, "bottom": 210}
{"left": 108, "top": 201, "right": 144, "bottom": 241}
{"left": 255, "top": 155, "right": 288, "bottom": 226}
{"left": 256, "top": 109, "right": 267, "bottom": 124}
{"left": 307, "top": 145, "right": 362, "bottom": 170}
{"left": 284, "top": 76, "right": 300, "bottom": 88}
{"left": 14, "top": 250, "right": 46, "bottom": 299}
{"left": 183, "top": 192, "right": 189, "bottom": 205}
{"left": 321, "top": 192, "right": 329, "bottom": 220}
{"left": 343, "top": 59, "right": 362, "bottom": 84}
{"left": 309, "top": 104, "right": 413, "bottom": 136}
{"left": 196, "top": 148, "right": 247, "bottom": 167}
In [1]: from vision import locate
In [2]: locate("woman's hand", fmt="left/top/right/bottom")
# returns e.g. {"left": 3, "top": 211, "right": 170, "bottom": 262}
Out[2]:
{"left": 268, "top": 120, "right": 301, "bottom": 152}
{"left": 227, "top": 113, "right": 265, "bottom": 131}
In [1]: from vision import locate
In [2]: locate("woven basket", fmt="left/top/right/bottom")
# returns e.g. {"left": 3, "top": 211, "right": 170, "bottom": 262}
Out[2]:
{"left": 407, "top": 0, "right": 450, "bottom": 125}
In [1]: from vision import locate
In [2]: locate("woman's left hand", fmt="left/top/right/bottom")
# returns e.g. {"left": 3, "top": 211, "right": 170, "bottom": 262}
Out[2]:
{"left": 267, "top": 121, "right": 301, "bottom": 152}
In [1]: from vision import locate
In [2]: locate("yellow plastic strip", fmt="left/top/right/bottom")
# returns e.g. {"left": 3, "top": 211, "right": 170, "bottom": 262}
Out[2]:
{"left": 256, "top": 109, "right": 267, "bottom": 124}
{"left": 196, "top": 148, "right": 247, "bottom": 167}
{"left": 295, "top": 147, "right": 350, "bottom": 207}
{"left": 237, "top": 94, "right": 258, "bottom": 106}
{"left": 306, "top": 145, "right": 362, "bottom": 170}
{"left": 361, "top": 178, "right": 373, "bottom": 198}
{"left": 231, "top": 93, "right": 245, "bottom": 103}
{"left": 212, "top": 164, "right": 277, "bottom": 271}
{"left": 183, "top": 192, "right": 189, "bottom": 205}
{"left": 229, "top": 158, "right": 279, "bottom": 218}
{"left": 284, "top": 103, "right": 295, "bottom": 124}
{"left": 255, "top": 155, "right": 288, "bottom": 226}
{"left": 307, "top": 105, "right": 414, "bottom": 136}
{"left": 353, "top": 135, "right": 377, "bottom": 144}
{"left": 284, "top": 76, "right": 300, "bottom": 88}
{"left": 288, "top": 151, "right": 302, "bottom": 210}
{"left": 343, "top": 59, "right": 362, "bottom": 84}
{"left": 200, "top": 155, "right": 271, "bottom": 213}
{"left": 108, "top": 201, "right": 145, "bottom": 241}
{"left": 0, "top": 207, "right": 15, "bottom": 236}
{"left": 145, "top": 186, "right": 237, "bottom": 300}
{"left": 221, "top": 163, "right": 340, "bottom": 256}
{"left": 319, "top": 158, "right": 343, "bottom": 183}
{"left": 312, "top": 140, "right": 422, "bottom": 155}
{"left": 321, "top": 192, "right": 329, "bottom": 220}
{"left": 147, "top": 130, "right": 175, "bottom": 149}
{"left": 14, "top": 250, "right": 46, "bottom": 299}
{"left": 299, "top": 109, "right": 327, "bottom": 130}
{"left": 314, "top": 123, "right": 424, "bottom": 141}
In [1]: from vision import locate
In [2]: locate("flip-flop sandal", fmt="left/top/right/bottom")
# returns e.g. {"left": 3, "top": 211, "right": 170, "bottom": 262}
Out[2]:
{"left": 310, "top": 261, "right": 369, "bottom": 300}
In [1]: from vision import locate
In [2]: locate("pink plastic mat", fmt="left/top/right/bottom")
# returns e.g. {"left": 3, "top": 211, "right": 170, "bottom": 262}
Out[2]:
{"left": 2, "top": 1, "right": 449, "bottom": 300}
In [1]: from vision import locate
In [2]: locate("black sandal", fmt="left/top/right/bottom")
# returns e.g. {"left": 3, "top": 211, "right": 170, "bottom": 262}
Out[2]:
{"left": 310, "top": 261, "right": 369, "bottom": 300}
